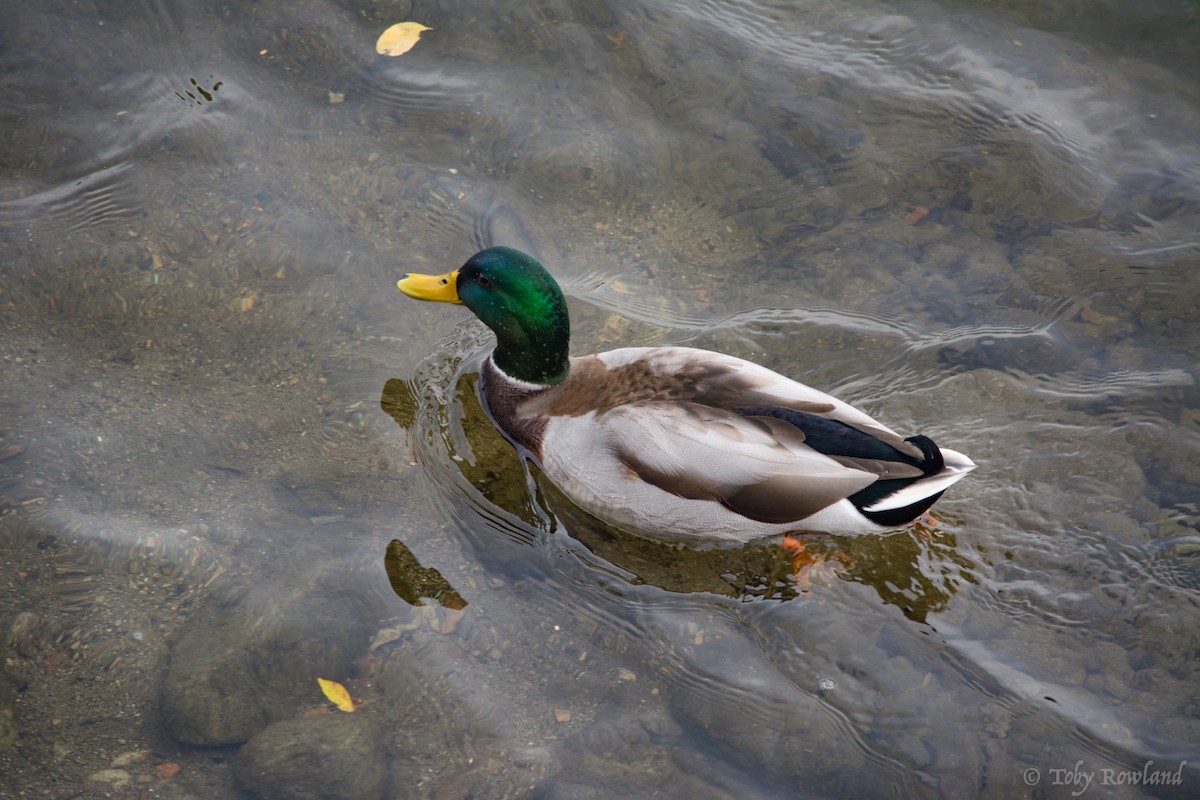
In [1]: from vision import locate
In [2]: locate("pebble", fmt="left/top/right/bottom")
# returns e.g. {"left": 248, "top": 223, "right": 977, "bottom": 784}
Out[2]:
{"left": 161, "top": 579, "right": 380, "bottom": 746}
{"left": 8, "top": 612, "right": 43, "bottom": 658}
{"left": 111, "top": 749, "right": 151, "bottom": 767}
{"left": 88, "top": 769, "right": 132, "bottom": 788}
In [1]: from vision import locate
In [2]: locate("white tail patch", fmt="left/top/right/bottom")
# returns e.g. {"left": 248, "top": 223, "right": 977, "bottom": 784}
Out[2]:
{"left": 863, "top": 448, "right": 976, "bottom": 512}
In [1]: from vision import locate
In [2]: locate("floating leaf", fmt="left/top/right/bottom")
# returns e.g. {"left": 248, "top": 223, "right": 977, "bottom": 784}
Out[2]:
{"left": 317, "top": 678, "right": 358, "bottom": 712}
{"left": 376, "top": 22, "right": 431, "bottom": 57}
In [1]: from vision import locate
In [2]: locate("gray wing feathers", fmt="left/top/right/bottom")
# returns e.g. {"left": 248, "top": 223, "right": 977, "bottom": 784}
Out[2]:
{"left": 605, "top": 403, "right": 876, "bottom": 523}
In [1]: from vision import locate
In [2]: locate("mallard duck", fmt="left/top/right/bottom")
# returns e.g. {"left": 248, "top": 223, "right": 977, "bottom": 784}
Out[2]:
{"left": 398, "top": 247, "right": 974, "bottom": 545}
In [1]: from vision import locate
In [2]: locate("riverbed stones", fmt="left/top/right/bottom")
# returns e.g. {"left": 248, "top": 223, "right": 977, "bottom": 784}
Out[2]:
{"left": 0, "top": 664, "right": 17, "bottom": 750}
{"left": 161, "top": 580, "right": 376, "bottom": 746}
{"left": 234, "top": 713, "right": 388, "bottom": 800}
{"left": 670, "top": 665, "right": 866, "bottom": 789}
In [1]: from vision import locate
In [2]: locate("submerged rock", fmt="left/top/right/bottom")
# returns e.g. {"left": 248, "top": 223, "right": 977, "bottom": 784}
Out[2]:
{"left": 672, "top": 676, "right": 866, "bottom": 787}
{"left": 234, "top": 713, "right": 388, "bottom": 800}
{"left": 161, "top": 580, "right": 377, "bottom": 746}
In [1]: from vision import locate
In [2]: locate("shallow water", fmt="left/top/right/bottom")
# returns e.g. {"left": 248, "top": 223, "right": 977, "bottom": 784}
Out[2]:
{"left": 1, "top": 0, "right": 1198, "bottom": 797}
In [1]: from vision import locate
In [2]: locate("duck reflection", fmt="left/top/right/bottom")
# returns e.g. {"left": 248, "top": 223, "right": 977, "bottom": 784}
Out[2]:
{"left": 383, "top": 538, "right": 466, "bottom": 612}
{"left": 381, "top": 371, "right": 968, "bottom": 623}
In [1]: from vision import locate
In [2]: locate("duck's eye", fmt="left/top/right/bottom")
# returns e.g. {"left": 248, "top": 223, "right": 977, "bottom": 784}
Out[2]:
{"left": 477, "top": 275, "right": 491, "bottom": 288}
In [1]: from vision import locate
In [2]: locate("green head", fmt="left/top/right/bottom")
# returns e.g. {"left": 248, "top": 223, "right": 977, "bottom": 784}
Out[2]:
{"left": 397, "top": 247, "right": 570, "bottom": 385}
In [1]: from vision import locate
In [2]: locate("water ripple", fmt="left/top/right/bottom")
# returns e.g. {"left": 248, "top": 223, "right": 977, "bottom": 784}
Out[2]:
{"left": 0, "top": 160, "right": 140, "bottom": 234}
{"left": 934, "top": 618, "right": 1153, "bottom": 761}
{"left": 366, "top": 66, "right": 485, "bottom": 122}
{"left": 673, "top": 0, "right": 1200, "bottom": 226}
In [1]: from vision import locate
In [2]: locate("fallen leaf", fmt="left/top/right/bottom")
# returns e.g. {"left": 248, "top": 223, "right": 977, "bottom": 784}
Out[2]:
{"left": 317, "top": 677, "right": 358, "bottom": 712}
{"left": 376, "top": 22, "right": 431, "bottom": 56}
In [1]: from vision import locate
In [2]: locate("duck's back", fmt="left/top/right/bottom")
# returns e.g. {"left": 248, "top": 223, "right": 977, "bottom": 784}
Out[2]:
{"left": 480, "top": 346, "right": 973, "bottom": 544}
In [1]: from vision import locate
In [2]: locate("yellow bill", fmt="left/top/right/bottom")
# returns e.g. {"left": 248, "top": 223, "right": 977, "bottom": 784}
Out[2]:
{"left": 397, "top": 270, "right": 462, "bottom": 304}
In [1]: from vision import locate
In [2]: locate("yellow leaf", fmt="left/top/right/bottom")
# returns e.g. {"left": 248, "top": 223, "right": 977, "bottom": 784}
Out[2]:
{"left": 376, "top": 22, "right": 431, "bottom": 57}
{"left": 317, "top": 678, "right": 357, "bottom": 712}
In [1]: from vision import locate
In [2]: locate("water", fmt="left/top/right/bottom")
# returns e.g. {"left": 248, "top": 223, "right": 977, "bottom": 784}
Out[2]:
{"left": 1, "top": 0, "right": 1198, "bottom": 797}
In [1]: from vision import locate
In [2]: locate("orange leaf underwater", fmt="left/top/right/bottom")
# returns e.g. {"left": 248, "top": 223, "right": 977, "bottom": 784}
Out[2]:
{"left": 317, "top": 677, "right": 359, "bottom": 712}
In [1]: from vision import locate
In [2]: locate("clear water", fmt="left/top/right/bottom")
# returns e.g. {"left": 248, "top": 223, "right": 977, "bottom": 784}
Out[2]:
{"left": 1, "top": 0, "right": 1198, "bottom": 797}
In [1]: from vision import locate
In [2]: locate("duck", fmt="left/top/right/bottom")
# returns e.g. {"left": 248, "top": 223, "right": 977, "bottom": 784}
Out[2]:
{"left": 397, "top": 247, "right": 975, "bottom": 546}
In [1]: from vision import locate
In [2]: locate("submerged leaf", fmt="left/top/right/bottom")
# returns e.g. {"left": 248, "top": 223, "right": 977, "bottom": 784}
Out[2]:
{"left": 317, "top": 677, "right": 357, "bottom": 712}
{"left": 376, "top": 22, "right": 431, "bottom": 57}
